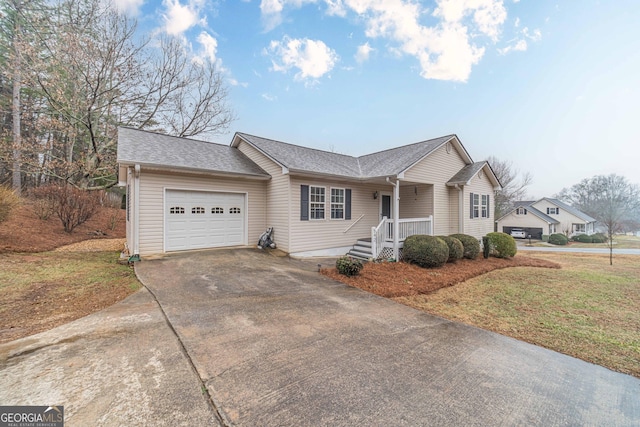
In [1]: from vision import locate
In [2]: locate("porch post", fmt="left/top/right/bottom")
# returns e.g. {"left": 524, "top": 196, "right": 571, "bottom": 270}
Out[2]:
{"left": 392, "top": 178, "right": 400, "bottom": 260}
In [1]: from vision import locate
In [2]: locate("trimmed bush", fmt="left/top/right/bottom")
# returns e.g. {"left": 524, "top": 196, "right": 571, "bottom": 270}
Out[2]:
{"left": 548, "top": 233, "right": 569, "bottom": 246}
{"left": 336, "top": 256, "right": 363, "bottom": 277}
{"left": 485, "top": 232, "right": 517, "bottom": 258}
{"left": 572, "top": 234, "right": 592, "bottom": 243}
{"left": 437, "top": 236, "right": 464, "bottom": 262}
{"left": 449, "top": 233, "right": 481, "bottom": 259}
{"left": 541, "top": 235, "right": 549, "bottom": 242}
{"left": 591, "top": 233, "right": 608, "bottom": 244}
{"left": 0, "top": 186, "right": 21, "bottom": 224}
{"left": 403, "top": 235, "right": 449, "bottom": 268}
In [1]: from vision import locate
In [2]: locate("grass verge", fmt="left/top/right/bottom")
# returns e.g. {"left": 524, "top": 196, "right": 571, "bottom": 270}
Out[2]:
{"left": 0, "top": 251, "right": 141, "bottom": 343}
{"left": 395, "top": 252, "right": 640, "bottom": 377}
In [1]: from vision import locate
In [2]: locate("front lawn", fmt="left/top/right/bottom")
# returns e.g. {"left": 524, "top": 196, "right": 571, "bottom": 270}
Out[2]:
{"left": 394, "top": 252, "right": 640, "bottom": 377}
{"left": 0, "top": 251, "right": 140, "bottom": 343}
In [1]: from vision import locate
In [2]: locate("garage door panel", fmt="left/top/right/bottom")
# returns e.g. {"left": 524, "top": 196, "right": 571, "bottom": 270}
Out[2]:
{"left": 165, "top": 190, "right": 245, "bottom": 252}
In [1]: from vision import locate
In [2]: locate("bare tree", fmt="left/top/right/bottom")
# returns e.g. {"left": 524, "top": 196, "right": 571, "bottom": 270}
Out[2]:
{"left": 486, "top": 156, "right": 533, "bottom": 220}
{"left": 2, "top": 0, "right": 235, "bottom": 190}
{"left": 557, "top": 174, "right": 640, "bottom": 265}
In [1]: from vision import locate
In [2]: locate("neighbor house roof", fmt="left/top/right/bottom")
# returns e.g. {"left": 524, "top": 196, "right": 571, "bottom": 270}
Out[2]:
{"left": 495, "top": 205, "right": 559, "bottom": 224}
{"left": 117, "top": 127, "right": 270, "bottom": 178}
{"left": 233, "top": 132, "right": 482, "bottom": 181}
{"left": 542, "top": 198, "right": 596, "bottom": 222}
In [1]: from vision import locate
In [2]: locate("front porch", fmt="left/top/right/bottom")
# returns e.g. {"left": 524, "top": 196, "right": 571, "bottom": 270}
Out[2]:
{"left": 347, "top": 216, "right": 434, "bottom": 260}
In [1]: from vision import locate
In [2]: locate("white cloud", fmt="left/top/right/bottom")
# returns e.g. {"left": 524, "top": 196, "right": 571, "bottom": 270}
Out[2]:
{"left": 262, "top": 93, "right": 278, "bottom": 101}
{"left": 267, "top": 36, "right": 339, "bottom": 81}
{"left": 112, "top": 0, "right": 144, "bottom": 16}
{"left": 497, "top": 38, "right": 526, "bottom": 55}
{"left": 523, "top": 26, "right": 542, "bottom": 42}
{"left": 197, "top": 31, "right": 218, "bottom": 62}
{"left": 259, "top": 0, "right": 508, "bottom": 82}
{"left": 162, "top": 0, "right": 202, "bottom": 35}
{"left": 355, "top": 42, "right": 373, "bottom": 63}
{"left": 514, "top": 17, "right": 520, "bottom": 27}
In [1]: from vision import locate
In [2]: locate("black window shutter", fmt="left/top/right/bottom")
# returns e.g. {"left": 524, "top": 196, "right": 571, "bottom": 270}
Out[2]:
{"left": 487, "top": 194, "right": 490, "bottom": 218}
{"left": 300, "top": 185, "right": 309, "bottom": 221}
{"left": 557, "top": 208, "right": 560, "bottom": 214}
{"left": 524, "top": 209, "right": 527, "bottom": 215}
{"left": 470, "top": 193, "right": 474, "bottom": 219}
{"left": 345, "top": 189, "right": 352, "bottom": 220}
{"left": 547, "top": 207, "right": 550, "bottom": 214}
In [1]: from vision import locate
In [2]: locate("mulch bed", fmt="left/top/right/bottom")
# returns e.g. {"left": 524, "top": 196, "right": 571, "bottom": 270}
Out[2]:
{"left": 0, "top": 201, "right": 125, "bottom": 253}
{"left": 322, "top": 256, "right": 561, "bottom": 298}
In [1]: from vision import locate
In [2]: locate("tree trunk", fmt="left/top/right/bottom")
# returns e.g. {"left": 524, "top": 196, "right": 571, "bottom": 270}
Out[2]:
{"left": 11, "top": 0, "right": 22, "bottom": 195}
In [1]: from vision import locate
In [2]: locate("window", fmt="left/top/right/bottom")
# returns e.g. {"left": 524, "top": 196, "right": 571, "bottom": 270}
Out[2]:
{"left": 212, "top": 207, "right": 224, "bottom": 214}
{"left": 310, "top": 186, "right": 325, "bottom": 219}
{"left": 548, "top": 207, "right": 559, "bottom": 215}
{"left": 170, "top": 206, "right": 185, "bottom": 214}
{"left": 192, "top": 207, "right": 205, "bottom": 214}
{"left": 330, "top": 188, "right": 345, "bottom": 219}
{"left": 229, "top": 207, "right": 241, "bottom": 214}
{"left": 481, "top": 195, "right": 489, "bottom": 218}
{"left": 574, "top": 223, "right": 585, "bottom": 233}
{"left": 516, "top": 207, "right": 527, "bottom": 215}
{"left": 472, "top": 194, "right": 480, "bottom": 218}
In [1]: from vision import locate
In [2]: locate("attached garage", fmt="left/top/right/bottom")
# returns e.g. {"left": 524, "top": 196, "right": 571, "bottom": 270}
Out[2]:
{"left": 165, "top": 190, "right": 246, "bottom": 252}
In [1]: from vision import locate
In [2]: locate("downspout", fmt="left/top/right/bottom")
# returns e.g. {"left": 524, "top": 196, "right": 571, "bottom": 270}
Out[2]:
{"left": 386, "top": 177, "right": 400, "bottom": 261}
{"left": 131, "top": 164, "right": 141, "bottom": 261}
{"left": 455, "top": 184, "right": 464, "bottom": 233}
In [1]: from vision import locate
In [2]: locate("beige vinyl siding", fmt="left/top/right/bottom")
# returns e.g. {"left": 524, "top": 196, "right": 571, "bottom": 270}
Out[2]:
{"left": 463, "top": 173, "right": 496, "bottom": 239}
{"left": 399, "top": 184, "right": 434, "bottom": 219}
{"left": 137, "top": 171, "right": 267, "bottom": 256}
{"left": 289, "top": 177, "right": 380, "bottom": 253}
{"left": 403, "top": 144, "right": 467, "bottom": 235}
{"left": 448, "top": 187, "right": 460, "bottom": 235}
{"left": 497, "top": 210, "right": 550, "bottom": 231}
{"left": 236, "top": 141, "right": 291, "bottom": 251}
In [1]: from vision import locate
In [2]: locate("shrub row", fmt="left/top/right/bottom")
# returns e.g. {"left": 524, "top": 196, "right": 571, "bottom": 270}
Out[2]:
{"left": 570, "top": 233, "right": 607, "bottom": 244}
{"left": 403, "top": 233, "right": 482, "bottom": 269}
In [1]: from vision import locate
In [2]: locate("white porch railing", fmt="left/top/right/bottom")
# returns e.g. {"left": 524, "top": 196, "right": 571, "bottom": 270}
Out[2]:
{"left": 371, "top": 216, "right": 433, "bottom": 258}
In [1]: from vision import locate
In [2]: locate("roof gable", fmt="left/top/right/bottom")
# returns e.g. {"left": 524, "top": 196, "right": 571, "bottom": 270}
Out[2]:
{"left": 496, "top": 205, "right": 559, "bottom": 224}
{"left": 233, "top": 133, "right": 475, "bottom": 179}
{"left": 117, "top": 127, "right": 269, "bottom": 178}
{"left": 447, "top": 161, "right": 501, "bottom": 189}
{"left": 542, "top": 198, "right": 596, "bottom": 222}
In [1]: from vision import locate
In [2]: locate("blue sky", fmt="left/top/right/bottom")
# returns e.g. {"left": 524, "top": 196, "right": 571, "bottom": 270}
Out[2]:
{"left": 115, "top": 0, "right": 640, "bottom": 198}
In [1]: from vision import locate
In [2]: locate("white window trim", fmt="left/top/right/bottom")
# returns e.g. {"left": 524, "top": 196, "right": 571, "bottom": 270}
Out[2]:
{"left": 472, "top": 194, "right": 480, "bottom": 219}
{"left": 517, "top": 207, "right": 526, "bottom": 215}
{"left": 309, "top": 185, "right": 326, "bottom": 220}
{"left": 549, "top": 207, "right": 558, "bottom": 214}
{"left": 481, "top": 195, "right": 489, "bottom": 218}
{"left": 330, "top": 187, "right": 346, "bottom": 220}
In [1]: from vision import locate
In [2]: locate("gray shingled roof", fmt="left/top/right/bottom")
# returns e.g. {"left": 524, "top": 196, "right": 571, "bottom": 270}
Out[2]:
{"left": 545, "top": 198, "right": 596, "bottom": 222}
{"left": 235, "top": 133, "right": 458, "bottom": 178}
{"left": 446, "top": 162, "right": 487, "bottom": 185}
{"left": 117, "top": 127, "right": 269, "bottom": 177}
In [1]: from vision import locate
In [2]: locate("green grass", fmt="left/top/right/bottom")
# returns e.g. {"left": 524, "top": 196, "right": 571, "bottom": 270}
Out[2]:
{"left": 530, "top": 234, "right": 640, "bottom": 249}
{"left": 0, "top": 251, "right": 141, "bottom": 323}
{"left": 395, "top": 252, "right": 640, "bottom": 377}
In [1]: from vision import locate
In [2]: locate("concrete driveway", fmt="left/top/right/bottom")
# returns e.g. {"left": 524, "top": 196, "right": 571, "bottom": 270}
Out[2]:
{"left": 135, "top": 248, "right": 639, "bottom": 426}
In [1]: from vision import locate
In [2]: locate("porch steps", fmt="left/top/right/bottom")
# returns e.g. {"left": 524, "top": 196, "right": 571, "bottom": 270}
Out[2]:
{"left": 346, "top": 238, "right": 373, "bottom": 261}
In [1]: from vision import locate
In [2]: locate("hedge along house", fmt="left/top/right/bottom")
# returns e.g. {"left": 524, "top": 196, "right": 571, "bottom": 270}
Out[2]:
{"left": 117, "top": 127, "right": 501, "bottom": 260}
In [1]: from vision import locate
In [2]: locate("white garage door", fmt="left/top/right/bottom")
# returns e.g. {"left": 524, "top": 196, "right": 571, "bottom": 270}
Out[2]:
{"left": 165, "top": 190, "right": 246, "bottom": 251}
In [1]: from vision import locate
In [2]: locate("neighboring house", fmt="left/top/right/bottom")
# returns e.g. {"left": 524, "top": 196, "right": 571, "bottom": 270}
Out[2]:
{"left": 496, "top": 198, "right": 596, "bottom": 239}
{"left": 117, "top": 127, "right": 501, "bottom": 259}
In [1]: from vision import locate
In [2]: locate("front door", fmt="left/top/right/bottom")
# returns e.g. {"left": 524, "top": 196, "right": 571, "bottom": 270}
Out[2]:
{"left": 381, "top": 194, "right": 392, "bottom": 220}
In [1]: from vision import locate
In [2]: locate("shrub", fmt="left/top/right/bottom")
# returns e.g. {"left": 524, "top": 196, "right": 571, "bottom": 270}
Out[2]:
{"left": 591, "top": 233, "right": 607, "bottom": 244}
{"left": 548, "top": 233, "right": 569, "bottom": 246}
{"left": 541, "top": 235, "right": 549, "bottom": 242}
{"left": 336, "top": 256, "right": 363, "bottom": 277}
{"left": 31, "top": 184, "right": 100, "bottom": 233}
{"left": 572, "top": 234, "right": 592, "bottom": 243}
{"left": 0, "top": 186, "right": 21, "bottom": 224}
{"left": 403, "top": 235, "right": 449, "bottom": 268}
{"left": 485, "top": 232, "right": 517, "bottom": 258}
{"left": 437, "top": 236, "right": 464, "bottom": 262}
{"left": 449, "top": 233, "right": 481, "bottom": 259}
